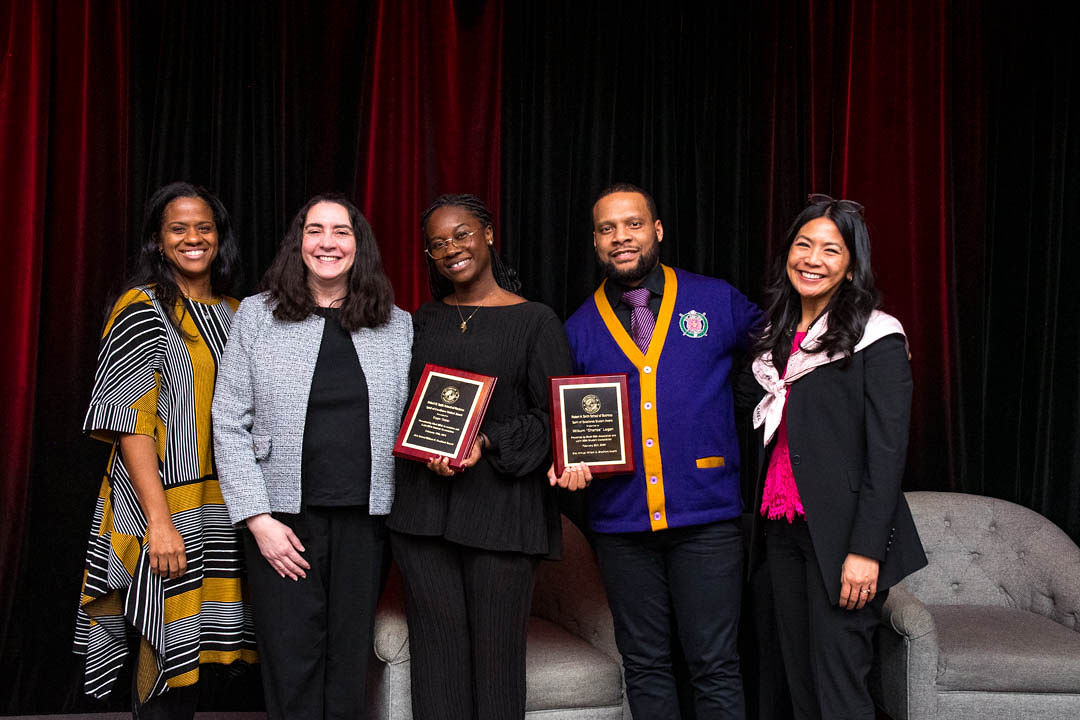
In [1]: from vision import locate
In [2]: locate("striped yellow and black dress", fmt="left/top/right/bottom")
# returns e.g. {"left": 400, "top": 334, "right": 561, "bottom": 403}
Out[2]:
{"left": 74, "top": 286, "right": 257, "bottom": 703}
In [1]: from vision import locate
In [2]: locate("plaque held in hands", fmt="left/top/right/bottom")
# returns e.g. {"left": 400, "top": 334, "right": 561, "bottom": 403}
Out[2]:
{"left": 549, "top": 374, "right": 635, "bottom": 477}
{"left": 393, "top": 364, "right": 497, "bottom": 471}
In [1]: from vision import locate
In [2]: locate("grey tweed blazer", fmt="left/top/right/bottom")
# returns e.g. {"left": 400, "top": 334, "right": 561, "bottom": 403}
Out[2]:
{"left": 212, "top": 292, "right": 412, "bottom": 525}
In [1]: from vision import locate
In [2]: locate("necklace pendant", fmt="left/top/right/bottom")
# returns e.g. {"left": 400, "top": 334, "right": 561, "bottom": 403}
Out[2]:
{"left": 460, "top": 321, "right": 467, "bottom": 333}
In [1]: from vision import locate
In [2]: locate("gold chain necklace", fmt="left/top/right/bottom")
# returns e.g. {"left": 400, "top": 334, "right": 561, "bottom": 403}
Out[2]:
{"left": 454, "top": 294, "right": 485, "bottom": 333}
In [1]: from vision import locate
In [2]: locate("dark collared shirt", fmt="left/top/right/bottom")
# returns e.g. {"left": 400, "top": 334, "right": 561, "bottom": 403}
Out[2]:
{"left": 602, "top": 261, "right": 666, "bottom": 335}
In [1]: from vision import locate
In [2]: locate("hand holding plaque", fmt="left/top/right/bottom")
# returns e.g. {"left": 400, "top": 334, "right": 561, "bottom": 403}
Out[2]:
{"left": 393, "top": 364, "right": 496, "bottom": 471}
{"left": 549, "top": 374, "right": 635, "bottom": 477}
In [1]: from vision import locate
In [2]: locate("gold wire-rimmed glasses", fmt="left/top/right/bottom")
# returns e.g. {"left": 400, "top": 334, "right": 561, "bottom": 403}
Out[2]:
{"left": 425, "top": 229, "right": 477, "bottom": 259}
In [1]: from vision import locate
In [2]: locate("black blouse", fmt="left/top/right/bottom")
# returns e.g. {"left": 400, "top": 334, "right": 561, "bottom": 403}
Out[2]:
{"left": 301, "top": 306, "right": 371, "bottom": 506}
{"left": 387, "top": 301, "right": 573, "bottom": 557}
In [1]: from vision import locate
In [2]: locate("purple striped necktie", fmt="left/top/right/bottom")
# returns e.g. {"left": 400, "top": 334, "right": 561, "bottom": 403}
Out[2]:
{"left": 622, "top": 287, "right": 655, "bottom": 354}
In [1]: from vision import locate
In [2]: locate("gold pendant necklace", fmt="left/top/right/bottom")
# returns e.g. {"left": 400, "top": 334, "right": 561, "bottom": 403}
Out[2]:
{"left": 455, "top": 294, "right": 484, "bottom": 333}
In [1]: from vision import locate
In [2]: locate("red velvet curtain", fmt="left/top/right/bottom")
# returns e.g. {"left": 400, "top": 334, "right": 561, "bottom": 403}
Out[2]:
{"left": 0, "top": 0, "right": 51, "bottom": 635}
{"left": 754, "top": 0, "right": 979, "bottom": 487}
{"left": 823, "top": 1, "right": 962, "bottom": 487}
{"left": 0, "top": 0, "right": 130, "bottom": 650}
{"left": 2, "top": 1, "right": 505, "bottom": 709}
{"left": 360, "top": 0, "right": 502, "bottom": 310}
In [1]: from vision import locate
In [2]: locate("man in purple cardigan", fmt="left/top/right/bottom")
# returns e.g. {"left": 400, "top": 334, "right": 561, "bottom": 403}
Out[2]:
{"left": 554, "top": 183, "right": 759, "bottom": 719}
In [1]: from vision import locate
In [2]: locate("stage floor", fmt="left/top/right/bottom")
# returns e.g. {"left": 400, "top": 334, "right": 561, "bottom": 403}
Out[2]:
{"left": 9, "top": 715, "right": 267, "bottom": 719}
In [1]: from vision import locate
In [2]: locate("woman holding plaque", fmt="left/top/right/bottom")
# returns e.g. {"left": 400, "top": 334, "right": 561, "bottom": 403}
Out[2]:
{"left": 212, "top": 194, "right": 411, "bottom": 719}
{"left": 745, "top": 194, "right": 926, "bottom": 718}
{"left": 388, "top": 194, "right": 572, "bottom": 720}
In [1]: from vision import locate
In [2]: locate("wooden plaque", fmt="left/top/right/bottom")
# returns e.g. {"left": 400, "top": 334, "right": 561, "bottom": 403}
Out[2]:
{"left": 549, "top": 374, "right": 635, "bottom": 477}
{"left": 393, "top": 364, "right": 497, "bottom": 471}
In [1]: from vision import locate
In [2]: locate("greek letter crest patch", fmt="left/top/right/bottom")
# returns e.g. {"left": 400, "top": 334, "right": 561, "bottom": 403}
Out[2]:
{"left": 679, "top": 310, "right": 708, "bottom": 338}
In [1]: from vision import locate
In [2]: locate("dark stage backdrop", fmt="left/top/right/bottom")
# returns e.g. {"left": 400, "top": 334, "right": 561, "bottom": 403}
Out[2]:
{"left": 2, "top": 0, "right": 131, "bottom": 711}
{"left": 2, "top": 0, "right": 501, "bottom": 712}
{"left": 3, "top": 0, "right": 1078, "bottom": 714}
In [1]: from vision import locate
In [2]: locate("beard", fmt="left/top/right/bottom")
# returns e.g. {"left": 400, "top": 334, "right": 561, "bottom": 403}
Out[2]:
{"left": 599, "top": 238, "right": 661, "bottom": 285}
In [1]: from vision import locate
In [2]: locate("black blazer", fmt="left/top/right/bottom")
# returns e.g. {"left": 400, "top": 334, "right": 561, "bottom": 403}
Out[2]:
{"left": 744, "top": 333, "right": 927, "bottom": 605}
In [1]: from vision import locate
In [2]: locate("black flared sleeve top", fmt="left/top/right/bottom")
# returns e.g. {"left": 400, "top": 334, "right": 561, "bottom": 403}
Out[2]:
{"left": 387, "top": 301, "right": 573, "bottom": 558}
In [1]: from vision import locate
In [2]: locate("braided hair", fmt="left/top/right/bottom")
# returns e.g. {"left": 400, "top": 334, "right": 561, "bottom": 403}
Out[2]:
{"left": 420, "top": 194, "right": 521, "bottom": 300}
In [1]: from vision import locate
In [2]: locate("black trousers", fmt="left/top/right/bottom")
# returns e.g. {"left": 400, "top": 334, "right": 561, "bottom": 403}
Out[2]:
{"left": 592, "top": 519, "right": 745, "bottom": 720}
{"left": 389, "top": 531, "right": 538, "bottom": 720}
{"left": 244, "top": 505, "right": 385, "bottom": 720}
{"left": 765, "top": 518, "right": 886, "bottom": 720}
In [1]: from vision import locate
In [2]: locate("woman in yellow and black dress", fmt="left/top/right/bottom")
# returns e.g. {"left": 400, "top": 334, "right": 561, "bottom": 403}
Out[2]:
{"left": 74, "top": 182, "right": 256, "bottom": 719}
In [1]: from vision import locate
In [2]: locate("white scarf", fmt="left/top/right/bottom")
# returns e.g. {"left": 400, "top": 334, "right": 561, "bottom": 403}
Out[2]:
{"left": 751, "top": 310, "right": 907, "bottom": 446}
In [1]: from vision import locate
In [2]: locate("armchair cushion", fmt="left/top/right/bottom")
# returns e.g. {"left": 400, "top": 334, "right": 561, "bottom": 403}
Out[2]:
{"left": 525, "top": 616, "right": 624, "bottom": 711}
{"left": 932, "top": 605, "right": 1080, "bottom": 693}
{"left": 872, "top": 492, "right": 1080, "bottom": 720}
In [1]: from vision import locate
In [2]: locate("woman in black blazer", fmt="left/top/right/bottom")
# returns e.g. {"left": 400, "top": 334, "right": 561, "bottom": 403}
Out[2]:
{"left": 746, "top": 194, "right": 927, "bottom": 719}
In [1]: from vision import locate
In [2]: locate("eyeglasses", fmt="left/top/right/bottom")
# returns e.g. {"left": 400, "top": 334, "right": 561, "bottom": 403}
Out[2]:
{"left": 425, "top": 229, "right": 477, "bottom": 259}
{"left": 807, "top": 193, "right": 864, "bottom": 215}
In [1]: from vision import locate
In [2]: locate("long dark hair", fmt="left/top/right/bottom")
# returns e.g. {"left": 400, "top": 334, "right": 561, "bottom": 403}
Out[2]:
{"left": 261, "top": 194, "right": 393, "bottom": 330}
{"left": 752, "top": 195, "right": 881, "bottom": 369}
{"left": 420, "top": 194, "right": 521, "bottom": 300}
{"left": 124, "top": 182, "right": 242, "bottom": 332}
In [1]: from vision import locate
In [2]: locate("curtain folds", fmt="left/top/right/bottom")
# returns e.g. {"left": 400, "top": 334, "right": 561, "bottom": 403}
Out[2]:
{"left": 359, "top": 0, "right": 503, "bottom": 310}
{"left": 0, "top": 0, "right": 51, "bottom": 653}
{"left": 1, "top": 0, "right": 130, "bottom": 711}
{"left": 784, "top": 0, "right": 972, "bottom": 489}
{"left": 503, "top": 0, "right": 995, "bottom": 496}
{"left": 2, "top": 0, "right": 1079, "bottom": 715}
{"left": 972, "top": 3, "right": 1080, "bottom": 539}
{"left": 501, "top": 1, "right": 758, "bottom": 318}
{"left": 3, "top": 0, "right": 504, "bottom": 712}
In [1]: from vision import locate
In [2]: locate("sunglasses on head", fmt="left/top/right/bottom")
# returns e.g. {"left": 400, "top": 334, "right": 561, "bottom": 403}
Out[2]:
{"left": 807, "top": 193, "right": 864, "bottom": 215}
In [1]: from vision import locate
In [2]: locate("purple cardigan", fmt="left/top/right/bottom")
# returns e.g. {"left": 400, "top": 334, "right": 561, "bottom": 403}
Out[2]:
{"left": 564, "top": 265, "right": 760, "bottom": 533}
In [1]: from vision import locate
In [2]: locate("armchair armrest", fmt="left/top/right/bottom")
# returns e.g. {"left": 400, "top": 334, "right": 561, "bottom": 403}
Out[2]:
{"left": 373, "top": 564, "right": 410, "bottom": 664}
{"left": 884, "top": 584, "right": 937, "bottom": 641}
{"left": 531, "top": 517, "right": 620, "bottom": 663}
{"left": 874, "top": 583, "right": 940, "bottom": 720}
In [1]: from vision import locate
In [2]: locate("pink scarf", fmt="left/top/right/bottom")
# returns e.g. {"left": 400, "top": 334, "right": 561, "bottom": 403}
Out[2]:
{"left": 752, "top": 310, "right": 907, "bottom": 446}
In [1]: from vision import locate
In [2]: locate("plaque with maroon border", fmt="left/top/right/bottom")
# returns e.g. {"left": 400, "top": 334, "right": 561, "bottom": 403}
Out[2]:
{"left": 393, "top": 364, "right": 497, "bottom": 471}
{"left": 549, "top": 374, "right": 635, "bottom": 477}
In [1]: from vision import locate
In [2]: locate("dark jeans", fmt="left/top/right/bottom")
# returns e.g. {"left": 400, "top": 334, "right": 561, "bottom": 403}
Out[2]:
{"left": 244, "top": 505, "right": 385, "bottom": 720}
{"left": 593, "top": 519, "right": 746, "bottom": 720}
{"left": 766, "top": 518, "right": 886, "bottom": 720}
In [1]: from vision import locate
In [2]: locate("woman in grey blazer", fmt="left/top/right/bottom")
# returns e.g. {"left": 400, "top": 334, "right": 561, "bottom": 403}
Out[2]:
{"left": 212, "top": 194, "right": 411, "bottom": 720}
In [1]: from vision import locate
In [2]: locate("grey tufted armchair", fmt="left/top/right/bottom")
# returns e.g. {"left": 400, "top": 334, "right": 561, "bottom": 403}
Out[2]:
{"left": 870, "top": 491, "right": 1080, "bottom": 720}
